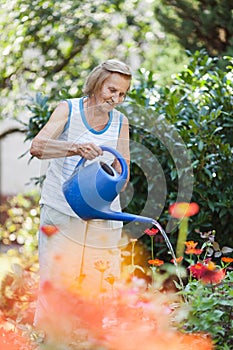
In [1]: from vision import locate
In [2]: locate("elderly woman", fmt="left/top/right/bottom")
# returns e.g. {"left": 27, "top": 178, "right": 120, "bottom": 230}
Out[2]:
{"left": 30, "top": 59, "right": 132, "bottom": 327}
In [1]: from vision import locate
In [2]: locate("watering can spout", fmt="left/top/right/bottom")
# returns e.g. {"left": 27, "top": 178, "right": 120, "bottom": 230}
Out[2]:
{"left": 63, "top": 145, "right": 153, "bottom": 225}
{"left": 96, "top": 209, "right": 154, "bottom": 225}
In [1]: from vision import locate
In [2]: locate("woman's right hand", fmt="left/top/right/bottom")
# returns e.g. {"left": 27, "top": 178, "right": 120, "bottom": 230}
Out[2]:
{"left": 77, "top": 143, "right": 103, "bottom": 160}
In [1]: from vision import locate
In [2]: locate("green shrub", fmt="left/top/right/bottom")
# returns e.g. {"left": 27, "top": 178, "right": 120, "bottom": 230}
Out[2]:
{"left": 180, "top": 271, "right": 233, "bottom": 350}
{"left": 121, "top": 50, "right": 233, "bottom": 246}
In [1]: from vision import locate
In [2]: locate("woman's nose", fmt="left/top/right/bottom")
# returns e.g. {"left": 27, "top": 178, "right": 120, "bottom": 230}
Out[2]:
{"left": 111, "top": 92, "right": 123, "bottom": 103}
{"left": 111, "top": 95, "right": 118, "bottom": 102}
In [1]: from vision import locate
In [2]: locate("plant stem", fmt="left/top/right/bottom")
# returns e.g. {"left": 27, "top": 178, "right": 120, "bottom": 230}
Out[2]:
{"left": 131, "top": 240, "right": 136, "bottom": 276}
{"left": 151, "top": 236, "right": 154, "bottom": 260}
{"left": 100, "top": 272, "right": 104, "bottom": 293}
{"left": 176, "top": 217, "right": 189, "bottom": 257}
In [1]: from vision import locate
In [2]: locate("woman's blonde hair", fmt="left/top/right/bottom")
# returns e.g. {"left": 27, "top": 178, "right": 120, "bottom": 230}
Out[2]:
{"left": 83, "top": 59, "right": 132, "bottom": 96}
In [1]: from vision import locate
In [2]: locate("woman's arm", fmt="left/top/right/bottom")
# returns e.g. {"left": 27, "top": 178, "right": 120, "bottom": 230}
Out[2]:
{"left": 30, "top": 101, "right": 102, "bottom": 160}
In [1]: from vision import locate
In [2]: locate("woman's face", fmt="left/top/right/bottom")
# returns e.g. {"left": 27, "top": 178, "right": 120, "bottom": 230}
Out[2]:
{"left": 94, "top": 73, "right": 131, "bottom": 112}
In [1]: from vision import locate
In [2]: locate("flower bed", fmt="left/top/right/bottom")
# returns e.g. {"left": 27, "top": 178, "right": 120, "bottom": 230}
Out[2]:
{"left": 0, "top": 198, "right": 232, "bottom": 349}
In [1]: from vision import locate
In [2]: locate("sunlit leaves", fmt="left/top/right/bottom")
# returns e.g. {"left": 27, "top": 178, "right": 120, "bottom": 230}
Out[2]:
{"left": 0, "top": 0, "right": 187, "bottom": 120}
{"left": 0, "top": 192, "right": 40, "bottom": 251}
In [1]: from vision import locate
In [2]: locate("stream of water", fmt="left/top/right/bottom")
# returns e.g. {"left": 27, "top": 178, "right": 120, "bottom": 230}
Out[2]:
{"left": 151, "top": 219, "right": 185, "bottom": 291}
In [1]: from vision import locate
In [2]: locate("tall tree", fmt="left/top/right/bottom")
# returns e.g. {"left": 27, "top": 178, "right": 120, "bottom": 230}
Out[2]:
{"left": 154, "top": 0, "right": 233, "bottom": 57}
{"left": 0, "top": 0, "right": 187, "bottom": 124}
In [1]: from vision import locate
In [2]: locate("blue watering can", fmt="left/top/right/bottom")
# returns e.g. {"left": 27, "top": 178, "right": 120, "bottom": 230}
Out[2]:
{"left": 62, "top": 146, "right": 154, "bottom": 224}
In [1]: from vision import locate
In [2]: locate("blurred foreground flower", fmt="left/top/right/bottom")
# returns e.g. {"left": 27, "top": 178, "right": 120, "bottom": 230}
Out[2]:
{"left": 34, "top": 278, "right": 213, "bottom": 350}
{"left": 40, "top": 225, "right": 59, "bottom": 237}
{"left": 0, "top": 317, "right": 37, "bottom": 350}
{"left": 169, "top": 202, "right": 199, "bottom": 219}
{"left": 169, "top": 202, "right": 200, "bottom": 258}
{"left": 94, "top": 259, "right": 111, "bottom": 292}
{"left": 94, "top": 259, "right": 110, "bottom": 273}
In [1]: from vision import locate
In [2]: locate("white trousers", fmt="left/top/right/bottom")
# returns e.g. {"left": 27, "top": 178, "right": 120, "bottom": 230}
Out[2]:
{"left": 34, "top": 205, "right": 122, "bottom": 327}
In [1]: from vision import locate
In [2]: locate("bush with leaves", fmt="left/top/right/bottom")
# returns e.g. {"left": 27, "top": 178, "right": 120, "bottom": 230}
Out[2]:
{"left": 179, "top": 271, "right": 233, "bottom": 350}
{"left": 121, "top": 50, "right": 233, "bottom": 246}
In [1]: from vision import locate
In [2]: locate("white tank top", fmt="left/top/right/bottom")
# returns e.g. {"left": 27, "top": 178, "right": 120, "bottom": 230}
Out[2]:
{"left": 40, "top": 97, "right": 124, "bottom": 222}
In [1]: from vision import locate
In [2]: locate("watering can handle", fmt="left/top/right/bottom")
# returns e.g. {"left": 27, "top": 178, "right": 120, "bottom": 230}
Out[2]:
{"left": 75, "top": 145, "right": 128, "bottom": 178}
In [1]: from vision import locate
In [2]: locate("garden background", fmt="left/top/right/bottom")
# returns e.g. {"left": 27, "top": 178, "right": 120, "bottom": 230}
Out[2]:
{"left": 0, "top": 1, "right": 232, "bottom": 349}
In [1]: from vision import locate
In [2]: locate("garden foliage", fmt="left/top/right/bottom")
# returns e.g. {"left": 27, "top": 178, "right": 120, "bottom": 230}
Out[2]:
{"left": 121, "top": 50, "right": 233, "bottom": 246}
{"left": 154, "top": 0, "right": 233, "bottom": 57}
{"left": 1, "top": 0, "right": 187, "bottom": 121}
{"left": 21, "top": 51, "right": 233, "bottom": 248}
{"left": 181, "top": 272, "right": 233, "bottom": 349}
{"left": 0, "top": 197, "right": 232, "bottom": 349}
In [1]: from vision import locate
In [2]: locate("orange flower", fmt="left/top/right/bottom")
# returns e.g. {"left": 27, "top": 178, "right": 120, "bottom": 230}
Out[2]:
{"left": 171, "top": 256, "right": 183, "bottom": 264}
{"left": 105, "top": 274, "right": 117, "bottom": 285}
{"left": 148, "top": 259, "right": 164, "bottom": 266}
{"left": 94, "top": 259, "right": 110, "bottom": 273}
{"left": 185, "top": 248, "right": 203, "bottom": 255}
{"left": 221, "top": 257, "right": 233, "bottom": 263}
{"left": 169, "top": 202, "right": 199, "bottom": 219}
{"left": 185, "top": 240, "right": 198, "bottom": 249}
{"left": 206, "top": 261, "right": 216, "bottom": 271}
{"left": 41, "top": 225, "right": 59, "bottom": 237}
{"left": 179, "top": 332, "right": 213, "bottom": 349}
{"left": 144, "top": 228, "right": 159, "bottom": 236}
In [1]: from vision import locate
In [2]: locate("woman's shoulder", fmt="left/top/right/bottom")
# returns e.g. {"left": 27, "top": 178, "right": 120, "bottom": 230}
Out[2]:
{"left": 113, "top": 108, "right": 128, "bottom": 123}
{"left": 113, "top": 108, "right": 126, "bottom": 118}
{"left": 64, "top": 97, "right": 82, "bottom": 104}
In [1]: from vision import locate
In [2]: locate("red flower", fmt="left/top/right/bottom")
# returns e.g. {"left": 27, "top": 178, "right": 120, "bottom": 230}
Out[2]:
{"left": 148, "top": 259, "right": 164, "bottom": 266}
{"left": 144, "top": 228, "right": 159, "bottom": 236}
{"left": 189, "top": 262, "right": 206, "bottom": 279}
{"left": 201, "top": 268, "right": 225, "bottom": 285}
{"left": 169, "top": 202, "right": 199, "bottom": 219}
{"left": 189, "top": 261, "right": 226, "bottom": 284}
{"left": 41, "top": 225, "right": 59, "bottom": 237}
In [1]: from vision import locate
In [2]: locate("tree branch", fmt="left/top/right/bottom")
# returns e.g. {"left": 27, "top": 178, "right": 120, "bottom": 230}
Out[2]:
{"left": 0, "top": 126, "right": 26, "bottom": 140}
{"left": 44, "top": 36, "right": 91, "bottom": 77}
